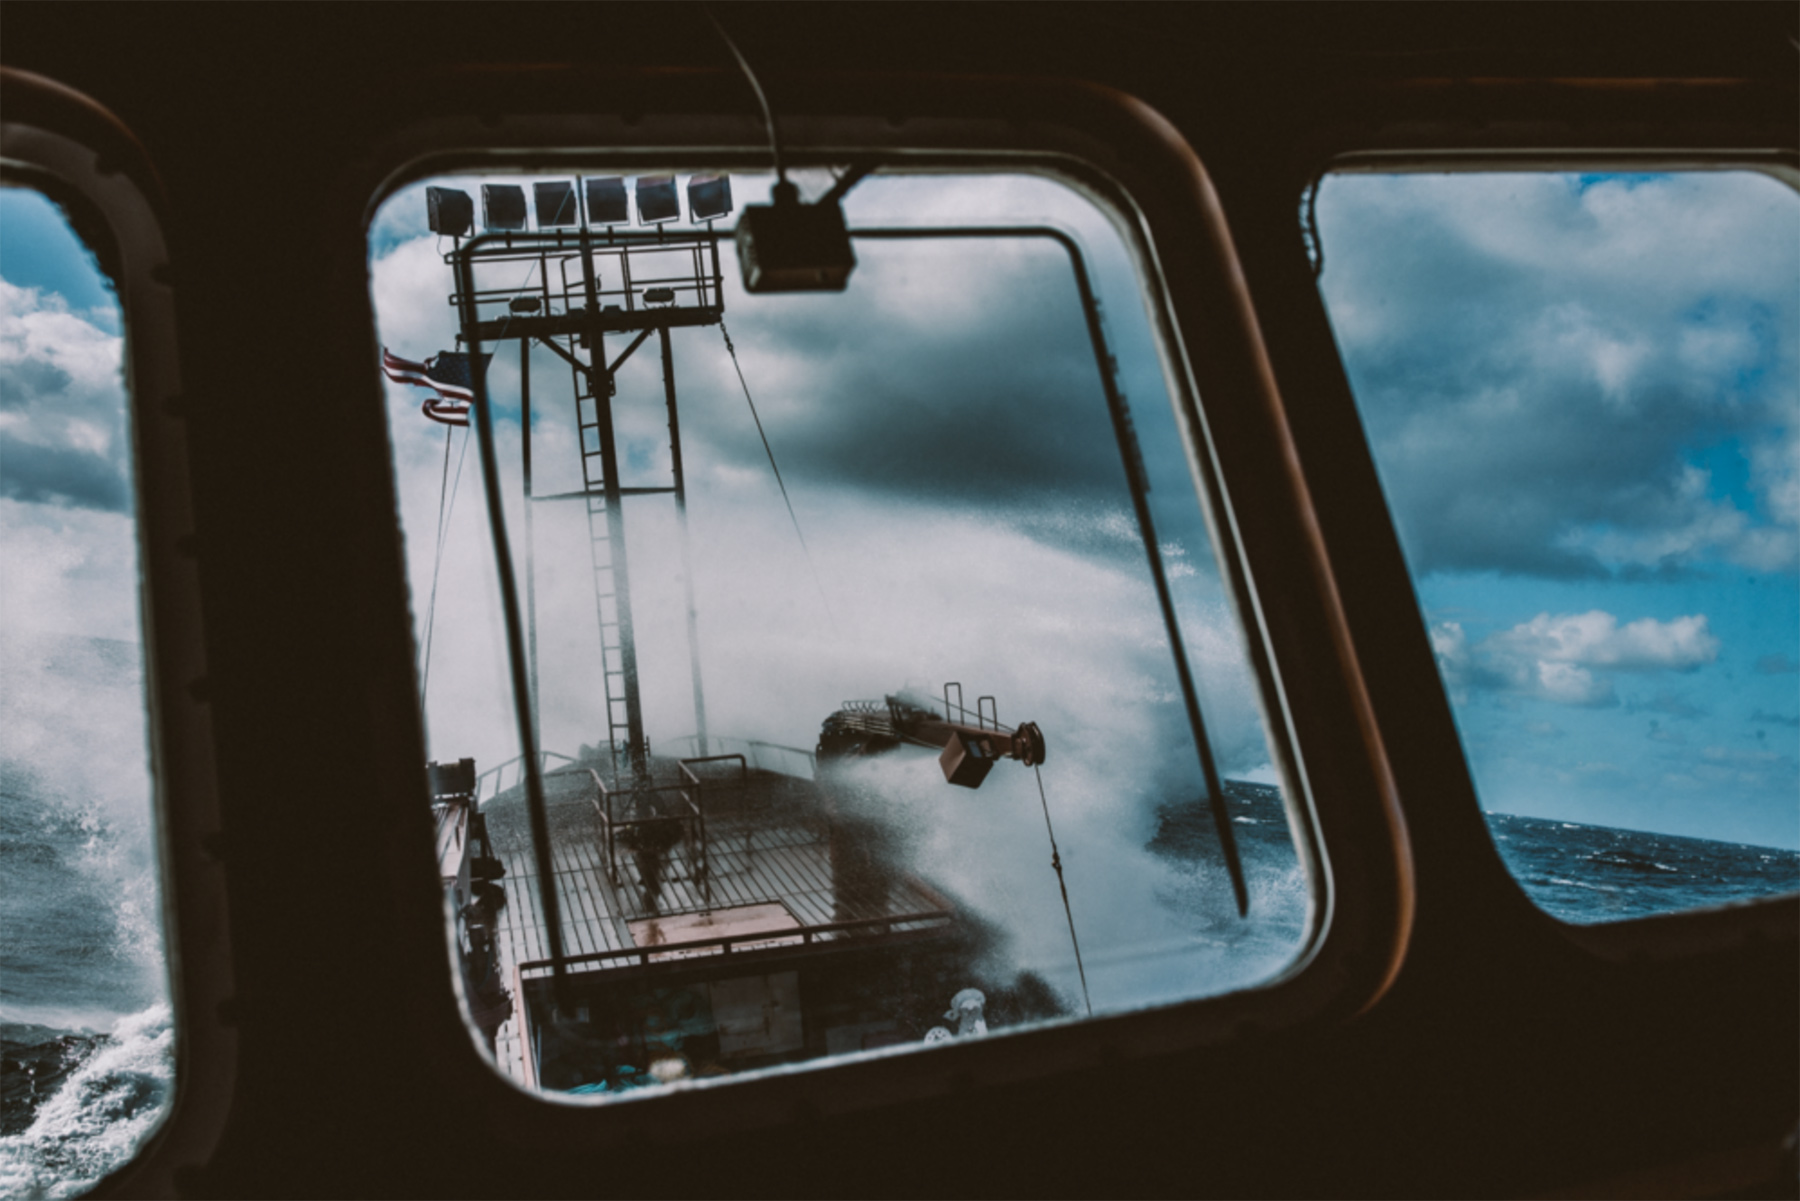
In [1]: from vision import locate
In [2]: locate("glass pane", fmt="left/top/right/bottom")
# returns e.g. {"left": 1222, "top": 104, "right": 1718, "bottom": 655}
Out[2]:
{"left": 0, "top": 189, "right": 173, "bottom": 1193}
{"left": 1315, "top": 170, "right": 1800, "bottom": 921}
{"left": 370, "top": 170, "right": 1310, "bottom": 1097}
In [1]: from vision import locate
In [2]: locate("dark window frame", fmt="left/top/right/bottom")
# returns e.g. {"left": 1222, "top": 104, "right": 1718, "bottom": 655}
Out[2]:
{"left": 0, "top": 67, "right": 235, "bottom": 1196}
{"left": 332, "top": 73, "right": 1410, "bottom": 1144}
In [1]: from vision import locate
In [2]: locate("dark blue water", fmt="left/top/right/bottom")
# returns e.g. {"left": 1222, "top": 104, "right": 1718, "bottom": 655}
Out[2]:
{"left": 1484, "top": 811, "right": 1800, "bottom": 922}
{"left": 1148, "top": 782, "right": 1800, "bottom": 926}
{"left": 1, "top": 740, "right": 172, "bottom": 1196}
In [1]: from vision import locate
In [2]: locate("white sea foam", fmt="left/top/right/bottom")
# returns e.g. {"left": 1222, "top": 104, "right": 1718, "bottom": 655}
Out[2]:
{"left": 0, "top": 1005, "right": 173, "bottom": 1200}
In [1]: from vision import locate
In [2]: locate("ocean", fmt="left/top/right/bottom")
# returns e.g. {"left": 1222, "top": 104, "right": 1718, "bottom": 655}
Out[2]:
{"left": 2, "top": 772, "right": 1793, "bottom": 1197}
{"left": 1, "top": 747, "right": 173, "bottom": 1197}
{"left": 1146, "top": 782, "right": 1800, "bottom": 927}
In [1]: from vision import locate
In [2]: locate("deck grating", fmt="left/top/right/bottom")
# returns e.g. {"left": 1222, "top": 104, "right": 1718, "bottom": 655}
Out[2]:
{"left": 476, "top": 778, "right": 949, "bottom": 1087}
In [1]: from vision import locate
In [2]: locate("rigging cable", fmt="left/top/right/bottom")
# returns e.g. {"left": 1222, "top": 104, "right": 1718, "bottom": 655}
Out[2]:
{"left": 719, "top": 319, "right": 833, "bottom": 622}
{"left": 418, "top": 422, "right": 472, "bottom": 703}
{"left": 1035, "top": 765, "right": 1093, "bottom": 1018}
{"left": 420, "top": 258, "right": 541, "bottom": 701}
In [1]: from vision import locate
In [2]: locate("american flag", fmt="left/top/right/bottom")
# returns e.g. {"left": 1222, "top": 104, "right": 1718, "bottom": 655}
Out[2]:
{"left": 381, "top": 348, "right": 490, "bottom": 426}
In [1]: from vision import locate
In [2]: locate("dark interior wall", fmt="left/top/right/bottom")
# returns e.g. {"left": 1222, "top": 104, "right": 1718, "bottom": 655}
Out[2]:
{"left": 3, "top": 5, "right": 1795, "bottom": 1197}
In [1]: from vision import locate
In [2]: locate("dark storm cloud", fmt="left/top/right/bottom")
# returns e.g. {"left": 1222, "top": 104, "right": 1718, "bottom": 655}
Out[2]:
{"left": 1317, "top": 172, "right": 1798, "bottom": 579}
{"left": 674, "top": 241, "right": 1140, "bottom": 510}
{"left": 0, "top": 280, "right": 131, "bottom": 513}
{"left": 0, "top": 441, "right": 130, "bottom": 510}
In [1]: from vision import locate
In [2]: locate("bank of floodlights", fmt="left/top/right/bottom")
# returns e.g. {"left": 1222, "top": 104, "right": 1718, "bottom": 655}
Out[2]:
{"left": 425, "top": 173, "right": 740, "bottom": 235}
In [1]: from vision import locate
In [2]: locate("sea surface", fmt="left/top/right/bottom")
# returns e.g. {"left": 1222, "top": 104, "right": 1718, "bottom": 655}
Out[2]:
{"left": 1, "top": 750, "right": 172, "bottom": 1199}
{"left": 1147, "top": 783, "right": 1798, "bottom": 927}
{"left": 3, "top": 770, "right": 1795, "bottom": 1197}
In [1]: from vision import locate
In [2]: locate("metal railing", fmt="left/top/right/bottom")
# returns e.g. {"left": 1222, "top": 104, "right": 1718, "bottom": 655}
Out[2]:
{"left": 516, "top": 909, "right": 956, "bottom": 980}
{"left": 475, "top": 750, "right": 575, "bottom": 805}
{"left": 590, "top": 770, "right": 711, "bottom": 908}
{"left": 667, "top": 734, "right": 817, "bottom": 781}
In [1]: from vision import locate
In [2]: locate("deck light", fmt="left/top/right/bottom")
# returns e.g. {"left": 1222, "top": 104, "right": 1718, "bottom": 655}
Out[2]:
{"left": 533, "top": 181, "right": 578, "bottom": 228}
{"left": 735, "top": 180, "right": 856, "bottom": 293}
{"left": 642, "top": 287, "right": 676, "bottom": 305}
{"left": 426, "top": 187, "right": 474, "bottom": 237}
{"left": 585, "top": 177, "right": 629, "bottom": 226}
{"left": 481, "top": 184, "right": 527, "bottom": 231}
{"left": 634, "top": 175, "right": 680, "bottom": 225}
{"left": 687, "top": 174, "right": 733, "bottom": 221}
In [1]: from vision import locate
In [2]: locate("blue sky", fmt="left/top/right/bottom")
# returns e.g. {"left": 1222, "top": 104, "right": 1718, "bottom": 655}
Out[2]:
{"left": 0, "top": 190, "right": 119, "bottom": 329}
{"left": 1317, "top": 171, "right": 1798, "bottom": 850}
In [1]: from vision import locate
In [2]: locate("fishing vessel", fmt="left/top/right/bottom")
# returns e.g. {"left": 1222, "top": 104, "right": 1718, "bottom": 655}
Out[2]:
{"left": 402, "top": 181, "right": 1102, "bottom": 1094}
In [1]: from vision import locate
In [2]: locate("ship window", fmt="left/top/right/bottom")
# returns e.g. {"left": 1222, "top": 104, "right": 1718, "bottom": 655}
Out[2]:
{"left": 1313, "top": 169, "right": 1800, "bottom": 922}
{"left": 0, "top": 187, "right": 174, "bottom": 1188}
{"left": 369, "top": 169, "right": 1313, "bottom": 1097}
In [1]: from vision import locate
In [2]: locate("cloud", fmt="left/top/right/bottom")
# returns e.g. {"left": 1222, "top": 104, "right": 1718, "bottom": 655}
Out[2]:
{"left": 1431, "top": 610, "right": 1720, "bottom": 708}
{"left": 1486, "top": 610, "right": 1719, "bottom": 671}
{"left": 0, "top": 279, "right": 130, "bottom": 511}
{"left": 1755, "top": 652, "right": 1799, "bottom": 675}
{"left": 1318, "top": 171, "right": 1799, "bottom": 580}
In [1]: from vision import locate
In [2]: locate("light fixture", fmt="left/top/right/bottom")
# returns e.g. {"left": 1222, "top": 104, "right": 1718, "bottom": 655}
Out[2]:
{"left": 533, "top": 181, "right": 578, "bottom": 228}
{"left": 642, "top": 287, "right": 676, "bottom": 305}
{"left": 481, "top": 184, "right": 527, "bottom": 231}
{"left": 634, "top": 175, "right": 680, "bottom": 225}
{"left": 426, "top": 187, "right": 473, "bottom": 237}
{"left": 687, "top": 174, "right": 733, "bottom": 221}
{"left": 735, "top": 180, "right": 855, "bottom": 293}
{"left": 585, "top": 177, "right": 629, "bottom": 226}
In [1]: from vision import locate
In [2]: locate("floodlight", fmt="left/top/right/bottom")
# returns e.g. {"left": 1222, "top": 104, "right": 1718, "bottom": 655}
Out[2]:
{"left": 585, "top": 177, "right": 629, "bottom": 226}
{"left": 643, "top": 287, "right": 676, "bottom": 305}
{"left": 482, "top": 184, "right": 527, "bottom": 231}
{"left": 533, "top": 180, "right": 578, "bottom": 228}
{"left": 634, "top": 175, "right": 680, "bottom": 225}
{"left": 509, "top": 297, "right": 542, "bottom": 314}
{"left": 687, "top": 174, "right": 734, "bottom": 221}
{"left": 735, "top": 181, "right": 855, "bottom": 293}
{"left": 426, "top": 187, "right": 474, "bottom": 237}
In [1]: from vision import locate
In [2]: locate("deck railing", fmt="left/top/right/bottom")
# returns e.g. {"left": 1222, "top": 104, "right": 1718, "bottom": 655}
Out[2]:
{"left": 590, "top": 770, "right": 712, "bottom": 909}
{"left": 515, "top": 909, "right": 956, "bottom": 980}
{"left": 475, "top": 750, "right": 575, "bottom": 805}
{"left": 667, "top": 735, "right": 816, "bottom": 781}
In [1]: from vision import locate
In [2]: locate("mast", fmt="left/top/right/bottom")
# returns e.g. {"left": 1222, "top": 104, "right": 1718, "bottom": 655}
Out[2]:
{"left": 446, "top": 181, "right": 727, "bottom": 787}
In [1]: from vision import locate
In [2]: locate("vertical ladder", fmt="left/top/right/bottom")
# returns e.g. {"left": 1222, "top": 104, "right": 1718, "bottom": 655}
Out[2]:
{"left": 568, "top": 344, "right": 645, "bottom": 783}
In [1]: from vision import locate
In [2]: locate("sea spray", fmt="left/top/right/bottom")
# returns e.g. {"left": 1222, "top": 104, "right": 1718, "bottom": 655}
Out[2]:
{"left": 0, "top": 1004, "right": 173, "bottom": 1199}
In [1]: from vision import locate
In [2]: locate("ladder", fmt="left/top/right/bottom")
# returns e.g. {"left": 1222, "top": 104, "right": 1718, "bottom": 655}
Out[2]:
{"left": 569, "top": 346, "right": 645, "bottom": 784}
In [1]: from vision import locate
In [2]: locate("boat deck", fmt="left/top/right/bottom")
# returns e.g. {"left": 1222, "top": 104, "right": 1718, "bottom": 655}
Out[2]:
{"left": 480, "top": 771, "right": 948, "bottom": 1085}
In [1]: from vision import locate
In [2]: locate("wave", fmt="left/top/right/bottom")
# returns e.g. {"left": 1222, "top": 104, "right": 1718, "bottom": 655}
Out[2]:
{"left": 0, "top": 1005, "right": 173, "bottom": 1200}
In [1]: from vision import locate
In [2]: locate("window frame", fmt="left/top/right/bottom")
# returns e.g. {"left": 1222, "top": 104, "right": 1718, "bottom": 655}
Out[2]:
{"left": 0, "top": 67, "right": 235, "bottom": 1196}
{"left": 334, "top": 72, "right": 1415, "bottom": 1140}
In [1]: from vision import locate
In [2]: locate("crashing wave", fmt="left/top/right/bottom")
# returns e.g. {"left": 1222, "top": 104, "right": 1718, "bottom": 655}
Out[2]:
{"left": 0, "top": 1005, "right": 173, "bottom": 1200}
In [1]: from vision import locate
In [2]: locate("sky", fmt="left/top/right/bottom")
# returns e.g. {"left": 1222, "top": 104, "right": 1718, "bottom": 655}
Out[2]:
{"left": 369, "top": 170, "right": 1309, "bottom": 1014}
{"left": 1317, "top": 170, "right": 1798, "bottom": 851}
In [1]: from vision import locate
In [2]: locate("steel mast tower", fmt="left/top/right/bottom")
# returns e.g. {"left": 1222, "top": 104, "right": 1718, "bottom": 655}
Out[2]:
{"left": 441, "top": 175, "right": 729, "bottom": 785}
